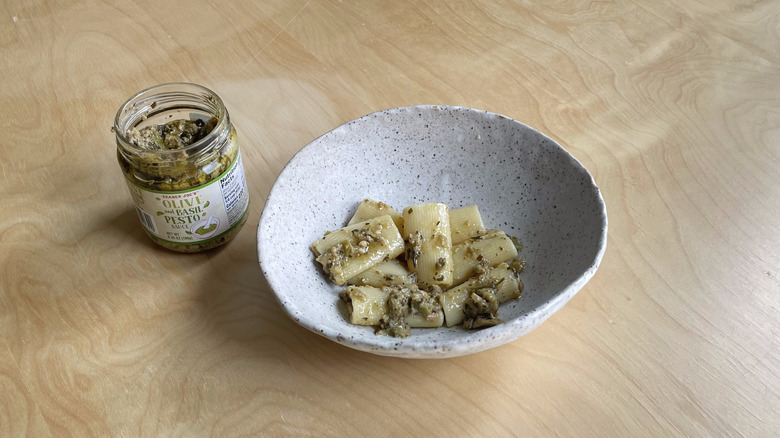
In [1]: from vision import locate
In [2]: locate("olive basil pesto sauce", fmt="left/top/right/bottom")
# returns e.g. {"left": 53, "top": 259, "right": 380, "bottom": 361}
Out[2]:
{"left": 321, "top": 221, "right": 387, "bottom": 280}
{"left": 115, "top": 83, "right": 249, "bottom": 253}
{"left": 119, "top": 119, "right": 245, "bottom": 252}
{"left": 126, "top": 117, "right": 218, "bottom": 151}
{"left": 120, "top": 117, "right": 235, "bottom": 192}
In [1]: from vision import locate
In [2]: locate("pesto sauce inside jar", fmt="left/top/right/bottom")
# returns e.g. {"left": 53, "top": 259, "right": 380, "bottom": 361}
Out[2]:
{"left": 115, "top": 83, "right": 249, "bottom": 253}
{"left": 127, "top": 117, "right": 218, "bottom": 151}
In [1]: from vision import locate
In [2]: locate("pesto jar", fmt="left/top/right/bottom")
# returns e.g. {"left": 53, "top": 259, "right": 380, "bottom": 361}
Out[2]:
{"left": 114, "top": 83, "right": 249, "bottom": 252}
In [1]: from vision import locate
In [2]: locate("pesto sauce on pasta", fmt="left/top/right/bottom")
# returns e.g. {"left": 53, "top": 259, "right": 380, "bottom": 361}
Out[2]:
{"left": 315, "top": 200, "right": 526, "bottom": 338}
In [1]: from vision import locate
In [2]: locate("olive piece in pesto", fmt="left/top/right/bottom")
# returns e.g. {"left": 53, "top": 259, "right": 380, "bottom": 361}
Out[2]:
{"left": 462, "top": 287, "right": 502, "bottom": 329}
{"left": 126, "top": 117, "right": 219, "bottom": 150}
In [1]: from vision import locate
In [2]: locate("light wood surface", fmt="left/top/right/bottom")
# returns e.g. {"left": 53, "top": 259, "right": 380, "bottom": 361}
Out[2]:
{"left": 1, "top": 1, "right": 778, "bottom": 436}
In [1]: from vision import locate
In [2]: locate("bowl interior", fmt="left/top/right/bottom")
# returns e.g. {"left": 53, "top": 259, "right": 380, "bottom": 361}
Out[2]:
{"left": 258, "top": 105, "right": 606, "bottom": 358}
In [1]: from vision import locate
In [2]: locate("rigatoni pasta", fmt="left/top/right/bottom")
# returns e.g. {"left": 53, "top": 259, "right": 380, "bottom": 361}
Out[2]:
{"left": 340, "top": 285, "right": 388, "bottom": 326}
{"left": 451, "top": 229, "right": 518, "bottom": 286}
{"left": 438, "top": 262, "right": 523, "bottom": 328}
{"left": 312, "top": 214, "right": 404, "bottom": 286}
{"left": 449, "top": 205, "right": 486, "bottom": 245}
{"left": 348, "top": 198, "right": 404, "bottom": 233}
{"left": 402, "top": 203, "right": 454, "bottom": 288}
{"left": 346, "top": 259, "right": 414, "bottom": 287}
{"left": 313, "top": 200, "right": 525, "bottom": 338}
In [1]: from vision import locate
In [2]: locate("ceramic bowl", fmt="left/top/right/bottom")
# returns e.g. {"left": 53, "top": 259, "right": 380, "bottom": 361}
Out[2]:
{"left": 257, "top": 105, "right": 607, "bottom": 358}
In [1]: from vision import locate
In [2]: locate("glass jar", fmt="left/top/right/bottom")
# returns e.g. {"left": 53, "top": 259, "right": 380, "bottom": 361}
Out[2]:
{"left": 114, "top": 83, "right": 249, "bottom": 252}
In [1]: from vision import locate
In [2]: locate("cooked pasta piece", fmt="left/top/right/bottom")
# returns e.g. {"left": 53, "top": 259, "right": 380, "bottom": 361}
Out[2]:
{"left": 340, "top": 285, "right": 388, "bottom": 326}
{"left": 348, "top": 198, "right": 404, "bottom": 234}
{"left": 340, "top": 285, "right": 444, "bottom": 332}
{"left": 451, "top": 229, "right": 518, "bottom": 286}
{"left": 402, "top": 203, "right": 454, "bottom": 288}
{"left": 312, "top": 215, "right": 404, "bottom": 285}
{"left": 439, "top": 262, "right": 523, "bottom": 327}
{"left": 449, "top": 204, "right": 486, "bottom": 245}
{"left": 404, "top": 310, "right": 444, "bottom": 328}
{"left": 346, "top": 259, "right": 414, "bottom": 287}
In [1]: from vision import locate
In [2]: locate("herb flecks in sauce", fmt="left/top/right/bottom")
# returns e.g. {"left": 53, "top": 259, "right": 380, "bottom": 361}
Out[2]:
{"left": 463, "top": 287, "right": 502, "bottom": 329}
{"left": 127, "top": 117, "right": 219, "bottom": 150}
{"left": 323, "top": 222, "right": 387, "bottom": 282}
{"left": 510, "top": 258, "right": 527, "bottom": 274}
{"left": 509, "top": 235, "right": 524, "bottom": 252}
{"left": 405, "top": 231, "right": 423, "bottom": 268}
{"left": 376, "top": 284, "right": 443, "bottom": 338}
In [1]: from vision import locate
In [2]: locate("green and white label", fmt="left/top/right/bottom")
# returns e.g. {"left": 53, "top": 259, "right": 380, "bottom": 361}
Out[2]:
{"left": 126, "top": 152, "right": 249, "bottom": 245}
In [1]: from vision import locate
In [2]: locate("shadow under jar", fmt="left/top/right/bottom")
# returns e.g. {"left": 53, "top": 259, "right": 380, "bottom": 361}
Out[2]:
{"left": 114, "top": 83, "right": 250, "bottom": 253}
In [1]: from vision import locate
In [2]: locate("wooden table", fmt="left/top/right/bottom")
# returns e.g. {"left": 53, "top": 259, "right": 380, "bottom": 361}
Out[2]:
{"left": 2, "top": 1, "right": 778, "bottom": 436}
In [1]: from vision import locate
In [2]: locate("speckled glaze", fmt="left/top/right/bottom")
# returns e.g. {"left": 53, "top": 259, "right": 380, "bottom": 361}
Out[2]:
{"left": 257, "top": 105, "right": 607, "bottom": 358}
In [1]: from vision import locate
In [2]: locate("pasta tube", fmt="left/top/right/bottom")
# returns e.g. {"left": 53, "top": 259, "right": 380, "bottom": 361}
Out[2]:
{"left": 439, "top": 262, "right": 523, "bottom": 327}
{"left": 339, "top": 285, "right": 444, "bottom": 330}
{"left": 451, "top": 229, "right": 518, "bottom": 286}
{"left": 402, "top": 203, "right": 454, "bottom": 288}
{"left": 340, "top": 286, "right": 388, "bottom": 326}
{"left": 449, "top": 205, "right": 486, "bottom": 245}
{"left": 346, "top": 259, "right": 414, "bottom": 287}
{"left": 404, "top": 309, "right": 444, "bottom": 328}
{"left": 312, "top": 215, "right": 404, "bottom": 286}
{"left": 348, "top": 199, "right": 404, "bottom": 234}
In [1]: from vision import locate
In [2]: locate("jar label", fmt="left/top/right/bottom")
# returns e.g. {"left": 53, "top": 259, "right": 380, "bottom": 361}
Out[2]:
{"left": 125, "top": 152, "right": 249, "bottom": 245}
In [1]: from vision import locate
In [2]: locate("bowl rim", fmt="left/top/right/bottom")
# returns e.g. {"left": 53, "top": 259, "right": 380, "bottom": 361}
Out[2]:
{"left": 257, "top": 104, "right": 608, "bottom": 358}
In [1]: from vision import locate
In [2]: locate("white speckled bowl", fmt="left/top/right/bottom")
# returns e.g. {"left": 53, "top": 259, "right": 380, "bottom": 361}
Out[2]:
{"left": 257, "top": 105, "right": 607, "bottom": 358}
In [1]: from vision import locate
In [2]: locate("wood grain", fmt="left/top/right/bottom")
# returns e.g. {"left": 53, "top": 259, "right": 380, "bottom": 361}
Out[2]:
{"left": 1, "top": 0, "right": 778, "bottom": 436}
